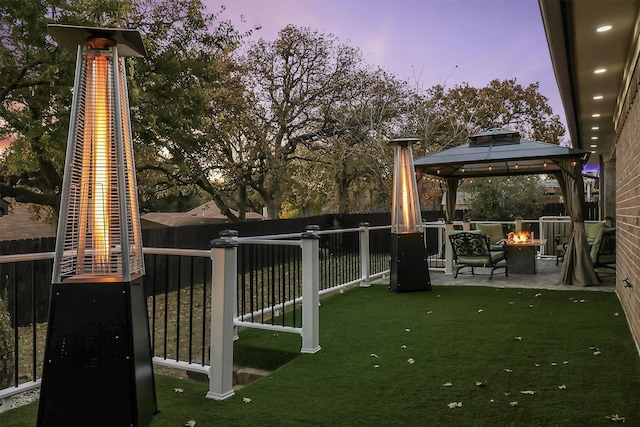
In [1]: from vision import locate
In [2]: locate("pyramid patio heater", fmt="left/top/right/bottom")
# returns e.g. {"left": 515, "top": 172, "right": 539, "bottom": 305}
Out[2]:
{"left": 38, "top": 25, "right": 156, "bottom": 426}
{"left": 389, "top": 138, "right": 431, "bottom": 292}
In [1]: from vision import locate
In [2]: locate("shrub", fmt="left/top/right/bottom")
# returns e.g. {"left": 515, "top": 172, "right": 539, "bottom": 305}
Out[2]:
{"left": 464, "top": 176, "right": 546, "bottom": 220}
{"left": 0, "top": 297, "right": 14, "bottom": 388}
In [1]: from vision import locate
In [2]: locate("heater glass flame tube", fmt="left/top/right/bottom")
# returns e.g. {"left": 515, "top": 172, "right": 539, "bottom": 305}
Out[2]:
{"left": 88, "top": 52, "right": 111, "bottom": 272}
{"left": 391, "top": 142, "right": 422, "bottom": 234}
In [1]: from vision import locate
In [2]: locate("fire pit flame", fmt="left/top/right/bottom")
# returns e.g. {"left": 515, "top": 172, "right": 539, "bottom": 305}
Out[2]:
{"left": 508, "top": 231, "right": 532, "bottom": 243}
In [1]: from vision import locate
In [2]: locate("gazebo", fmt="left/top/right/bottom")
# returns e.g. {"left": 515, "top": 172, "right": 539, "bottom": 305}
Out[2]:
{"left": 413, "top": 128, "right": 599, "bottom": 286}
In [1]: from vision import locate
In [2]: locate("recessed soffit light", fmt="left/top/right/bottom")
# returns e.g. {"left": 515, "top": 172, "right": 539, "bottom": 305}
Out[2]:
{"left": 590, "top": 144, "right": 597, "bottom": 148}
{"left": 594, "top": 68, "right": 607, "bottom": 74}
{"left": 593, "top": 95, "right": 603, "bottom": 100}
{"left": 592, "top": 126, "right": 600, "bottom": 130}
{"left": 592, "top": 113, "right": 601, "bottom": 117}
{"left": 591, "top": 136, "right": 598, "bottom": 139}
{"left": 596, "top": 25, "right": 612, "bottom": 33}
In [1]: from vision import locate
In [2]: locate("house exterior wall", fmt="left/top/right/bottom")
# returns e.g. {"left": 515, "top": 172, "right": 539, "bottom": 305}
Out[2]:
{"left": 603, "top": 159, "right": 616, "bottom": 221}
{"left": 616, "top": 85, "right": 640, "bottom": 353}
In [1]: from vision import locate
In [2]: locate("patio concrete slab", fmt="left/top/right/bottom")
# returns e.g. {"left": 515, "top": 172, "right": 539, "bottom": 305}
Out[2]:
{"left": 375, "top": 258, "right": 616, "bottom": 292}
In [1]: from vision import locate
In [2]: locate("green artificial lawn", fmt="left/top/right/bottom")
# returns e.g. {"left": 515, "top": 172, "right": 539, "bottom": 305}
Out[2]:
{"left": 2, "top": 285, "right": 639, "bottom": 426}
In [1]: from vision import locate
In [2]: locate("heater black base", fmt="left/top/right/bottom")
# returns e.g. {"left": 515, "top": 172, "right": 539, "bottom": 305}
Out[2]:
{"left": 37, "top": 279, "right": 157, "bottom": 427}
{"left": 390, "top": 233, "right": 432, "bottom": 292}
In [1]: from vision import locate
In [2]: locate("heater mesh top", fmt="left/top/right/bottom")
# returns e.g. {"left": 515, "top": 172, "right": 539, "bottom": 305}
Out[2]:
{"left": 54, "top": 46, "right": 144, "bottom": 282}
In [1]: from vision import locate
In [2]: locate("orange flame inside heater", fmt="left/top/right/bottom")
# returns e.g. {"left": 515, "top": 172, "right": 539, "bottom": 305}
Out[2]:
{"left": 508, "top": 231, "right": 531, "bottom": 243}
{"left": 80, "top": 45, "right": 111, "bottom": 274}
{"left": 93, "top": 55, "right": 109, "bottom": 270}
{"left": 401, "top": 160, "right": 411, "bottom": 228}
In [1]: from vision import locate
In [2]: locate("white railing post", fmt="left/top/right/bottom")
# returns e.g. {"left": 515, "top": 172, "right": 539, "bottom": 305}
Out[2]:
{"left": 301, "top": 225, "right": 321, "bottom": 354}
{"left": 206, "top": 230, "right": 238, "bottom": 400}
{"left": 515, "top": 217, "right": 523, "bottom": 233}
{"left": 359, "top": 222, "right": 371, "bottom": 287}
{"left": 445, "top": 222, "right": 454, "bottom": 275}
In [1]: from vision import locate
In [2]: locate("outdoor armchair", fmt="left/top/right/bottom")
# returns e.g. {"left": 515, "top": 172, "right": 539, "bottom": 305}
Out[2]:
{"left": 590, "top": 227, "right": 616, "bottom": 282}
{"left": 476, "top": 223, "right": 506, "bottom": 252}
{"left": 554, "top": 234, "right": 568, "bottom": 265}
{"left": 449, "top": 231, "right": 508, "bottom": 280}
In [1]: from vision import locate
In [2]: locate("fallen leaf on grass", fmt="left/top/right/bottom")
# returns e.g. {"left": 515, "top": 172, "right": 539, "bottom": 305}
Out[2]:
{"left": 534, "top": 293, "right": 543, "bottom": 298}
{"left": 447, "top": 402, "right": 463, "bottom": 409}
{"left": 442, "top": 382, "right": 453, "bottom": 387}
{"left": 503, "top": 392, "right": 511, "bottom": 396}
{"left": 551, "top": 362, "right": 557, "bottom": 366}
{"left": 184, "top": 420, "right": 196, "bottom": 427}
{"left": 504, "top": 368, "right": 513, "bottom": 373}
{"left": 477, "top": 309, "right": 484, "bottom": 313}
{"left": 242, "top": 397, "right": 252, "bottom": 403}
{"left": 489, "top": 399, "right": 495, "bottom": 403}
{"left": 510, "top": 401, "right": 519, "bottom": 407}
{"left": 607, "top": 415, "right": 625, "bottom": 422}
{"left": 407, "top": 358, "right": 415, "bottom": 364}
{"left": 614, "top": 312, "right": 620, "bottom": 316}
{"left": 514, "top": 336, "right": 522, "bottom": 341}
{"left": 370, "top": 353, "right": 378, "bottom": 358}
{"left": 401, "top": 344, "right": 407, "bottom": 349}
{"left": 475, "top": 381, "right": 487, "bottom": 387}
{"left": 558, "top": 385, "right": 567, "bottom": 390}
{"left": 427, "top": 311, "right": 433, "bottom": 314}
{"left": 520, "top": 390, "right": 535, "bottom": 395}
{"left": 174, "top": 388, "right": 184, "bottom": 393}
{"left": 593, "top": 351, "right": 602, "bottom": 356}
{"left": 405, "top": 328, "right": 411, "bottom": 332}
{"left": 373, "top": 364, "right": 380, "bottom": 368}
{"left": 533, "top": 363, "right": 541, "bottom": 367}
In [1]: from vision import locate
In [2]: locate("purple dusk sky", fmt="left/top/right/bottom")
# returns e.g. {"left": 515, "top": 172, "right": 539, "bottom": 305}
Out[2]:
{"left": 204, "top": 0, "right": 565, "bottom": 137}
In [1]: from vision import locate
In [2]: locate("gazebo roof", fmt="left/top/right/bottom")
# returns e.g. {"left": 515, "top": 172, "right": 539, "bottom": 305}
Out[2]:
{"left": 414, "top": 128, "right": 591, "bottom": 178}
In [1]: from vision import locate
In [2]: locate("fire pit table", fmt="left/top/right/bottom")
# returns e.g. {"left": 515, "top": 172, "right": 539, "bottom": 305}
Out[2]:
{"left": 503, "top": 232, "right": 547, "bottom": 274}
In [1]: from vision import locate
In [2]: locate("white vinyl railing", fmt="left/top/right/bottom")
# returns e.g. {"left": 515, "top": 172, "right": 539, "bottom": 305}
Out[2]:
{"left": 0, "top": 217, "right": 574, "bottom": 407}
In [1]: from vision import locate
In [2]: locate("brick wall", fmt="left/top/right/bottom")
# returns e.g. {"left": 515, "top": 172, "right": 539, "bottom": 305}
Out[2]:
{"left": 603, "top": 159, "right": 616, "bottom": 220}
{"left": 616, "top": 85, "right": 640, "bottom": 353}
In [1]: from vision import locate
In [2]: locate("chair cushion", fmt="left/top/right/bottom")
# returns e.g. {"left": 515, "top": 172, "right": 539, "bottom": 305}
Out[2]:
{"left": 476, "top": 224, "right": 504, "bottom": 245}
{"left": 591, "top": 227, "right": 615, "bottom": 263}
{"left": 597, "top": 254, "right": 616, "bottom": 264}
{"left": 585, "top": 221, "right": 606, "bottom": 243}
{"left": 457, "top": 251, "right": 504, "bottom": 266}
{"left": 490, "top": 251, "right": 506, "bottom": 263}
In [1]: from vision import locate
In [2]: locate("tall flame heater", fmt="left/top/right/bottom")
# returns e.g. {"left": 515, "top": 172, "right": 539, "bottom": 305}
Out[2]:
{"left": 38, "top": 25, "right": 156, "bottom": 426}
{"left": 389, "top": 138, "right": 431, "bottom": 292}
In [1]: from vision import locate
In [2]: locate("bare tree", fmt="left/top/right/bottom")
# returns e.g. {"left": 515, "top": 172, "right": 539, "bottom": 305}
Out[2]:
{"left": 227, "top": 25, "right": 363, "bottom": 219}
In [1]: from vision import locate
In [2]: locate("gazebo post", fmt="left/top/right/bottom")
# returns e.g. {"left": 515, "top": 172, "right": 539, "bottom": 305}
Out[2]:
{"left": 444, "top": 222, "right": 454, "bottom": 275}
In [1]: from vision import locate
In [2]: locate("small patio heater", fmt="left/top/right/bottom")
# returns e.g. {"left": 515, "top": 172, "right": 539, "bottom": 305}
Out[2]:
{"left": 389, "top": 138, "right": 431, "bottom": 292}
{"left": 38, "top": 25, "right": 156, "bottom": 426}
